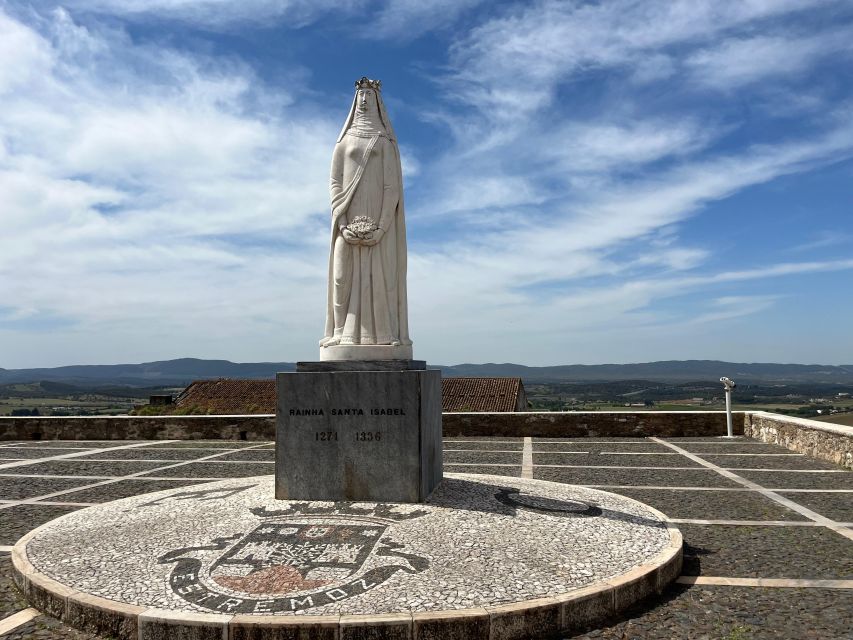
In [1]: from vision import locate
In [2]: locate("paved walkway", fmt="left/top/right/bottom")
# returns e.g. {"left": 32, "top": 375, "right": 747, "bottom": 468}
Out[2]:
{"left": 0, "top": 436, "right": 851, "bottom": 639}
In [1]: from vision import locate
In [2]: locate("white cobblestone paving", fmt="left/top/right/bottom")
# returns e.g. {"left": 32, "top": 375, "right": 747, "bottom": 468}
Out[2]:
{"left": 22, "top": 474, "right": 671, "bottom": 616}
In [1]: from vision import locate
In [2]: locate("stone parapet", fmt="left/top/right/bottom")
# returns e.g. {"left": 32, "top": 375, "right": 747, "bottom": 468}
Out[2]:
{"left": 744, "top": 412, "right": 853, "bottom": 470}
{"left": 0, "top": 411, "right": 743, "bottom": 441}
{"left": 0, "top": 414, "right": 276, "bottom": 441}
{"left": 0, "top": 411, "right": 743, "bottom": 442}
{"left": 442, "top": 411, "right": 744, "bottom": 438}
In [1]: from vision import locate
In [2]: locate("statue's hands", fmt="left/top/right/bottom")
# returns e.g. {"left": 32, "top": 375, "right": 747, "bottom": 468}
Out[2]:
{"left": 363, "top": 228, "right": 385, "bottom": 246}
{"left": 342, "top": 228, "right": 360, "bottom": 244}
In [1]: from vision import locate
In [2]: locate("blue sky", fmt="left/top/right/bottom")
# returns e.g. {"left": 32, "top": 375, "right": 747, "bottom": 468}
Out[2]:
{"left": 1, "top": 0, "right": 852, "bottom": 368}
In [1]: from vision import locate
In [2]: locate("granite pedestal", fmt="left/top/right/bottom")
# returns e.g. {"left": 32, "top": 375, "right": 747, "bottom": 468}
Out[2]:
{"left": 275, "top": 361, "right": 442, "bottom": 503}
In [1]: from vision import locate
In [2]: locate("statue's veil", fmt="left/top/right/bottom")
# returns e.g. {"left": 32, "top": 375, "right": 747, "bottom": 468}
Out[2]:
{"left": 336, "top": 87, "right": 396, "bottom": 143}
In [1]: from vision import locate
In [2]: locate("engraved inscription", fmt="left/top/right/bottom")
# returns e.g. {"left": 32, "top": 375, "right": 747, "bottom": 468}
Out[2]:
{"left": 355, "top": 431, "right": 381, "bottom": 441}
{"left": 331, "top": 408, "right": 364, "bottom": 416}
{"left": 370, "top": 408, "right": 406, "bottom": 416}
{"left": 290, "top": 407, "right": 406, "bottom": 416}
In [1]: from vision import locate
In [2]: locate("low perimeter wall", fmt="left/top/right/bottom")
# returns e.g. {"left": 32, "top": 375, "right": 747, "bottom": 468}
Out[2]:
{"left": 0, "top": 411, "right": 743, "bottom": 441}
{"left": 0, "top": 415, "right": 277, "bottom": 441}
{"left": 745, "top": 412, "right": 853, "bottom": 470}
{"left": 442, "top": 411, "right": 743, "bottom": 438}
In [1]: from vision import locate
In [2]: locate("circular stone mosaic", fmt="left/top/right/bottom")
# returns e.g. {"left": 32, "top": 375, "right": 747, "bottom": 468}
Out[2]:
{"left": 15, "top": 474, "right": 681, "bottom": 637}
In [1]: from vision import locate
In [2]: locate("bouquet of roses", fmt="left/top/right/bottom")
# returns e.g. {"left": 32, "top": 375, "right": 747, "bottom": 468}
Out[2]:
{"left": 346, "top": 216, "right": 378, "bottom": 239}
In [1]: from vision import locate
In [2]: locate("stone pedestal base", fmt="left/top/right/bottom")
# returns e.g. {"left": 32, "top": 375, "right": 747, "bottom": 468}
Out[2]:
{"left": 275, "top": 365, "right": 442, "bottom": 502}
{"left": 319, "top": 344, "right": 413, "bottom": 361}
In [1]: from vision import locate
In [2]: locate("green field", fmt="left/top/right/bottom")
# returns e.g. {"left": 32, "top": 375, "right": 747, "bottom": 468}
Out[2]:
{"left": 0, "top": 381, "right": 176, "bottom": 416}
{"left": 814, "top": 413, "right": 853, "bottom": 427}
{"left": 525, "top": 380, "right": 853, "bottom": 420}
{"left": 0, "top": 396, "right": 138, "bottom": 416}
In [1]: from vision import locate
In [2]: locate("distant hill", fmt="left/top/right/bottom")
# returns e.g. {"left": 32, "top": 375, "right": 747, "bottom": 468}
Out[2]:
{"left": 440, "top": 360, "right": 853, "bottom": 383}
{"left": 0, "top": 358, "right": 296, "bottom": 387}
{"left": 0, "top": 358, "right": 852, "bottom": 387}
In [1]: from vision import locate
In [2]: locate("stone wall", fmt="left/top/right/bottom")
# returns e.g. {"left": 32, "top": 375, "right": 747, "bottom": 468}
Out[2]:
{"left": 0, "top": 415, "right": 276, "bottom": 441}
{"left": 443, "top": 411, "right": 743, "bottom": 438}
{"left": 744, "top": 412, "right": 853, "bottom": 470}
{"left": 0, "top": 411, "right": 742, "bottom": 441}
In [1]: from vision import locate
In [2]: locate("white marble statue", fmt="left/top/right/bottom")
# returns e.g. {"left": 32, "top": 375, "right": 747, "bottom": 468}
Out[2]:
{"left": 319, "top": 77, "right": 412, "bottom": 361}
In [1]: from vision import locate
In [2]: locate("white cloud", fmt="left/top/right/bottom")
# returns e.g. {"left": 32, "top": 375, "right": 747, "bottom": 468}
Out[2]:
{"left": 373, "top": 0, "right": 485, "bottom": 39}
{"left": 790, "top": 231, "right": 853, "bottom": 252}
{"left": 0, "top": 8, "right": 338, "bottom": 366}
{"left": 541, "top": 119, "right": 719, "bottom": 174}
{"left": 445, "top": 0, "right": 833, "bottom": 119}
{"left": 0, "top": 11, "right": 54, "bottom": 93}
{"left": 630, "top": 54, "right": 676, "bottom": 84}
{"left": 58, "top": 0, "right": 365, "bottom": 29}
{"left": 52, "top": 0, "right": 484, "bottom": 35}
{"left": 686, "top": 29, "right": 853, "bottom": 90}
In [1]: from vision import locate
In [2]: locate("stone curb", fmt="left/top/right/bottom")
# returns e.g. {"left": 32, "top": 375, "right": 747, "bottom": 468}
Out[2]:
{"left": 10, "top": 490, "right": 683, "bottom": 640}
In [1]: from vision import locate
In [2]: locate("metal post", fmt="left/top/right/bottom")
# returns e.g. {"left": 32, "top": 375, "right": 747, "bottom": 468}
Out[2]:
{"left": 725, "top": 389, "right": 733, "bottom": 438}
{"left": 720, "top": 377, "right": 736, "bottom": 438}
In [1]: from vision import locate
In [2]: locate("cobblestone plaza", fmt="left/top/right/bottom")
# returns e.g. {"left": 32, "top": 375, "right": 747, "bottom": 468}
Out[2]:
{"left": 1, "top": 436, "right": 851, "bottom": 639}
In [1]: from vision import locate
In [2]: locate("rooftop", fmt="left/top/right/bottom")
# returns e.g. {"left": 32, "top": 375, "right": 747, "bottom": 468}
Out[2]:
{"left": 441, "top": 377, "right": 526, "bottom": 412}
{"left": 171, "top": 377, "right": 528, "bottom": 415}
{"left": 175, "top": 378, "right": 276, "bottom": 414}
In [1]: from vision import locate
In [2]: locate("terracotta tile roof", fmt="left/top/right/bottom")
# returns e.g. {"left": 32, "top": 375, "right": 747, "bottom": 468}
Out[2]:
{"left": 176, "top": 379, "right": 276, "bottom": 415}
{"left": 441, "top": 377, "right": 525, "bottom": 413}
{"left": 174, "top": 376, "right": 526, "bottom": 415}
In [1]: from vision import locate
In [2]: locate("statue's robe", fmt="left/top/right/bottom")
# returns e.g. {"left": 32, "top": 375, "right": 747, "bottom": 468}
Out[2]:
{"left": 323, "top": 132, "right": 411, "bottom": 346}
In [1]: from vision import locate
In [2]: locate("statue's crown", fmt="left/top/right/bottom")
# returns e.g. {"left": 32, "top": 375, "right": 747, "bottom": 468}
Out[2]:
{"left": 355, "top": 76, "right": 381, "bottom": 92}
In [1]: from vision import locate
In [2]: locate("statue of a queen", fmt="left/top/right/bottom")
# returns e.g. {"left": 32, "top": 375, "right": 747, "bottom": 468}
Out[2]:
{"left": 319, "top": 77, "right": 412, "bottom": 361}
